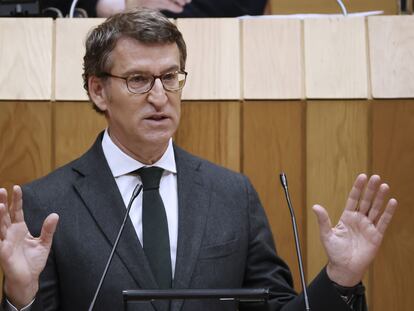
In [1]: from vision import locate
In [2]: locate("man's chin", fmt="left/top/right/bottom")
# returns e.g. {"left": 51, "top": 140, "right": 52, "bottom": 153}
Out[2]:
{"left": 141, "top": 132, "right": 174, "bottom": 147}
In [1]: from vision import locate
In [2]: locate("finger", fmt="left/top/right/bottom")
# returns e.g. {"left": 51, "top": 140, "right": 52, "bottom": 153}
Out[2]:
{"left": 0, "top": 204, "right": 10, "bottom": 239}
{"left": 376, "top": 198, "right": 397, "bottom": 234}
{"left": 0, "top": 188, "right": 8, "bottom": 209}
{"left": 0, "top": 189, "right": 11, "bottom": 237}
{"left": 368, "top": 183, "right": 389, "bottom": 222}
{"left": 312, "top": 204, "right": 332, "bottom": 237}
{"left": 10, "top": 185, "right": 24, "bottom": 223}
{"left": 344, "top": 174, "right": 368, "bottom": 211}
{"left": 0, "top": 202, "right": 11, "bottom": 229}
{"left": 358, "top": 175, "right": 381, "bottom": 215}
{"left": 40, "top": 213, "right": 59, "bottom": 247}
{"left": 171, "top": 0, "right": 186, "bottom": 6}
{"left": 163, "top": 0, "right": 185, "bottom": 13}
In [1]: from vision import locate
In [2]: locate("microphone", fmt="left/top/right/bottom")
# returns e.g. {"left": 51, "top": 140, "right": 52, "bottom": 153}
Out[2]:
{"left": 88, "top": 183, "right": 143, "bottom": 311}
{"left": 279, "top": 172, "right": 311, "bottom": 311}
{"left": 69, "top": 0, "right": 79, "bottom": 17}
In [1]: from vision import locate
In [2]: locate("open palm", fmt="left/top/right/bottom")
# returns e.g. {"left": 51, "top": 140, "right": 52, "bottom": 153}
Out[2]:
{"left": 313, "top": 174, "right": 397, "bottom": 286}
{"left": 0, "top": 186, "right": 59, "bottom": 307}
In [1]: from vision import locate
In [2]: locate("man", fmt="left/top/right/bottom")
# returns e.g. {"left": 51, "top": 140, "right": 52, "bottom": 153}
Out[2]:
{"left": 0, "top": 8, "right": 397, "bottom": 311}
{"left": 98, "top": 0, "right": 268, "bottom": 17}
{"left": 42, "top": 0, "right": 268, "bottom": 18}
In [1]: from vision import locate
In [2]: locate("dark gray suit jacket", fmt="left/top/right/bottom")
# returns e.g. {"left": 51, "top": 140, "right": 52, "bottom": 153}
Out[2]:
{"left": 17, "top": 134, "right": 353, "bottom": 311}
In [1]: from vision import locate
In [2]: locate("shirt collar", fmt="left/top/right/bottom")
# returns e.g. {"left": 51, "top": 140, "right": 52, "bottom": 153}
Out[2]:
{"left": 102, "top": 129, "right": 177, "bottom": 178}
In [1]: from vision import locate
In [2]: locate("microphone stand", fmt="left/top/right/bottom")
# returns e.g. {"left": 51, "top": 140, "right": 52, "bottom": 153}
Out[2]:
{"left": 279, "top": 172, "right": 311, "bottom": 311}
{"left": 88, "top": 184, "right": 143, "bottom": 311}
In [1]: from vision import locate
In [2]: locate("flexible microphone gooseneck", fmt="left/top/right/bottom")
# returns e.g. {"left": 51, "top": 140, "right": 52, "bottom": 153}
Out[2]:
{"left": 279, "top": 172, "right": 311, "bottom": 311}
{"left": 88, "top": 184, "right": 143, "bottom": 311}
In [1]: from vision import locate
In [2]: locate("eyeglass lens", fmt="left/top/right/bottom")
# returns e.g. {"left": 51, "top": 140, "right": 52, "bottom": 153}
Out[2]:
{"left": 127, "top": 71, "right": 186, "bottom": 94}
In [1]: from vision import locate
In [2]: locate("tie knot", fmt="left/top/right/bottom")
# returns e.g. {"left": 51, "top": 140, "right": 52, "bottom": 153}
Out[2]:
{"left": 136, "top": 167, "right": 164, "bottom": 190}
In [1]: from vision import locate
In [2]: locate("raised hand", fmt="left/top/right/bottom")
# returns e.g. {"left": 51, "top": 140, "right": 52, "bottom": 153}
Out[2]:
{"left": 312, "top": 174, "right": 397, "bottom": 286}
{"left": 0, "top": 186, "right": 59, "bottom": 309}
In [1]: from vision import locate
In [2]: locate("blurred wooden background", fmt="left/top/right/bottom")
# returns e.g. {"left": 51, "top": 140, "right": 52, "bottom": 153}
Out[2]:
{"left": 269, "top": 0, "right": 398, "bottom": 15}
{"left": 1, "top": 11, "right": 413, "bottom": 311}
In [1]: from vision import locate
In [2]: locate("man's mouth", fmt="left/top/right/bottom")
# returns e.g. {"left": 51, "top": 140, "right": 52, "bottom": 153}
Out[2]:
{"left": 146, "top": 114, "right": 168, "bottom": 121}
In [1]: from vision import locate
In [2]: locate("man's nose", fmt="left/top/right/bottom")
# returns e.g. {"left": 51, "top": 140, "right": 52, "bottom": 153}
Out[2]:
{"left": 147, "top": 78, "right": 168, "bottom": 107}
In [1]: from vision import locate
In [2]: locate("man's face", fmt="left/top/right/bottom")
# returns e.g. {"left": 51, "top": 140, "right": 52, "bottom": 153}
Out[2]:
{"left": 92, "top": 37, "right": 182, "bottom": 159}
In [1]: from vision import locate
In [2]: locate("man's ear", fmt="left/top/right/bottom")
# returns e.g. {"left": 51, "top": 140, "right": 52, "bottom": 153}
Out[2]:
{"left": 88, "top": 76, "right": 109, "bottom": 112}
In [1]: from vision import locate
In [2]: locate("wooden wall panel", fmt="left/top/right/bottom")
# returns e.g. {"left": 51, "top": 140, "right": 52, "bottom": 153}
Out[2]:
{"left": 368, "top": 16, "right": 414, "bottom": 99}
{"left": 306, "top": 101, "right": 370, "bottom": 284}
{"left": 371, "top": 100, "right": 414, "bottom": 311}
{"left": 175, "top": 101, "right": 240, "bottom": 172}
{"left": 0, "top": 102, "right": 52, "bottom": 187}
{"left": 0, "top": 19, "right": 53, "bottom": 100}
{"left": 54, "top": 102, "right": 107, "bottom": 168}
{"left": 269, "top": 0, "right": 398, "bottom": 15}
{"left": 243, "top": 101, "right": 305, "bottom": 291}
{"left": 304, "top": 18, "right": 368, "bottom": 99}
{"left": 0, "top": 102, "right": 52, "bottom": 295}
{"left": 55, "top": 19, "right": 105, "bottom": 101}
{"left": 177, "top": 19, "right": 241, "bottom": 100}
{"left": 242, "top": 19, "right": 303, "bottom": 100}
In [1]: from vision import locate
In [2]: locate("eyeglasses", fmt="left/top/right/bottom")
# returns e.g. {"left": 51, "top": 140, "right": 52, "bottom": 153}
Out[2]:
{"left": 101, "top": 70, "right": 188, "bottom": 94}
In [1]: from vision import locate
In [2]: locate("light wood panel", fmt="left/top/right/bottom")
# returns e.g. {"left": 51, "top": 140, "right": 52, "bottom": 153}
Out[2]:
{"left": 368, "top": 16, "right": 414, "bottom": 98}
{"left": 54, "top": 102, "right": 107, "bottom": 168}
{"left": 0, "top": 18, "right": 53, "bottom": 100}
{"left": 55, "top": 18, "right": 105, "bottom": 101}
{"left": 177, "top": 19, "right": 241, "bottom": 100}
{"left": 270, "top": 0, "right": 398, "bottom": 15}
{"left": 243, "top": 101, "right": 305, "bottom": 291}
{"left": 306, "top": 101, "right": 369, "bottom": 282}
{"left": 174, "top": 101, "right": 240, "bottom": 172}
{"left": 242, "top": 19, "right": 303, "bottom": 100}
{"left": 371, "top": 100, "right": 414, "bottom": 311}
{"left": 304, "top": 18, "right": 368, "bottom": 99}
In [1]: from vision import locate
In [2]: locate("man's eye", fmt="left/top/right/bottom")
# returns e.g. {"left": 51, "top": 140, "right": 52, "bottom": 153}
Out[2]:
{"left": 162, "top": 72, "right": 178, "bottom": 81}
{"left": 129, "top": 75, "right": 150, "bottom": 84}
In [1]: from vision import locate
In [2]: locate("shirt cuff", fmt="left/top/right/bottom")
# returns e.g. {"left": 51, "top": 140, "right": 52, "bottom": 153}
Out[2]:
{"left": 332, "top": 281, "right": 366, "bottom": 309}
{"left": 5, "top": 297, "right": 35, "bottom": 311}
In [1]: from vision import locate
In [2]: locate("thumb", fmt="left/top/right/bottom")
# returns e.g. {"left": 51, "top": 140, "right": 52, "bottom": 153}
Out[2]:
{"left": 40, "top": 213, "right": 59, "bottom": 246}
{"left": 312, "top": 204, "right": 332, "bottom": 238}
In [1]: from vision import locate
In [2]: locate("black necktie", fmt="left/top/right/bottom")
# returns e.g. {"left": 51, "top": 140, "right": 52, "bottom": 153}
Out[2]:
{"left": 137, "top": 167, "right": 172, "bottom": 289}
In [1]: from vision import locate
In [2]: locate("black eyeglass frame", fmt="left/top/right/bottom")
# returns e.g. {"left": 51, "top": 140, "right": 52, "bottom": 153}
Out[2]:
{"left": 100, "top": 70, "right": 188, "bottom": 94}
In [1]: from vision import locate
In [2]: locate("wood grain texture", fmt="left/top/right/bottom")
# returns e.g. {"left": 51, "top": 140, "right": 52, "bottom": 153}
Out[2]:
{"left": 174, "top": 101, "right": 240, "bottom": 172}
{"left": 0, "top": 102, "right": 52, "bottom": 188}
{"left": 304, "top": 18, "right": 368, "bottom": 99}
{"left": 269, "top": 0, "right": 397, "bottom": 15}
{"left": 54, "top": 102, "right": 107, "bottom": 168}
{"left": 0, "top": 18, "right": 53, "bottom": 100}
{"left": 55, "top": 18, "right": 105, "bottom": 101}
{"left": 306, "top": 101, "right": 369, "bottom": 282}
{"left": 368, "top": 16, "right": 414, "bottom": 98}
{"left": 371, "top": 100, "right": 414, "bottom": 311}
{"left": 243, "top": 101, "right": 305, "bottom": 291}
{"left": 242, "top": 19, "right": 303, "bottom": 100}
{"left": 177, "top": 19, "right": 241, "bottom": 100}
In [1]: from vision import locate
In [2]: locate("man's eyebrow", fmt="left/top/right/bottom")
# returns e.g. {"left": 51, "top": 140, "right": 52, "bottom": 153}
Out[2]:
{"left": 160, "top": 65, "right": 180, "bottom": 74}
{"left": 122, "top": 65, "right": 181, "bottom": 76}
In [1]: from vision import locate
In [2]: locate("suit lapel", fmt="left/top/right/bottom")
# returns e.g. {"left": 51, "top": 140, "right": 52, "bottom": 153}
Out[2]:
{"left": 71, "top": 135, "right": 158, "bottom": 292}
{"left": 171, "top": 146, "right": 211, "bottom": 311}
{"left": 72, "top": 137, "right": 210, "bottom": 311}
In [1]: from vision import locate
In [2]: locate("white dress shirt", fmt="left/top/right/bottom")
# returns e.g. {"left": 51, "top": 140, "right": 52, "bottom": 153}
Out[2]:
{"left": 101, "top": 130, "right": 179, "bottom": 276}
